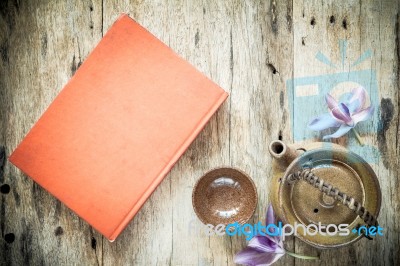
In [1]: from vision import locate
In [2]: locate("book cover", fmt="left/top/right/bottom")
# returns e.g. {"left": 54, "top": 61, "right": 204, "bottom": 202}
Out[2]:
{"left": 9, "top": 14, "right": 228, "bottom": 241}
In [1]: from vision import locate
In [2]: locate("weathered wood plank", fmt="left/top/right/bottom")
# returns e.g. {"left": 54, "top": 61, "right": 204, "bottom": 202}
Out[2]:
{"left": 292, "top": 0, "right": 399, "bottom": 265}
{"left": 0, "top": 1, "right": 103, "bottom": 265}
{"left": 227, "top": 1, "right": 295, "bottom": 265}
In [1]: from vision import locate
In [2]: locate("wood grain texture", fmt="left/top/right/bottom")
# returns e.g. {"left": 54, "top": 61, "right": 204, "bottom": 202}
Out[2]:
{"left": 0, "top": 0, "right": 398, "bottom": 265}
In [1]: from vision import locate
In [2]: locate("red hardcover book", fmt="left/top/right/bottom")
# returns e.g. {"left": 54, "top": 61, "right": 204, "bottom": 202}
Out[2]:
{"left": 9, "top": 14, "right": 228, "bottom": 241}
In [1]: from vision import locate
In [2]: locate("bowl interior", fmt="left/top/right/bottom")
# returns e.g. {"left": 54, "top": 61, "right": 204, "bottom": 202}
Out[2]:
{"left": 192, "top": 168, "right": 257, "bottom": 225}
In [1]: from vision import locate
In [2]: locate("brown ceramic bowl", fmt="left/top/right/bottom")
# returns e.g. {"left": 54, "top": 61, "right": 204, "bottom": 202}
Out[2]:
{"left": 192, "top": 167, "right": 258, "bottom": 226}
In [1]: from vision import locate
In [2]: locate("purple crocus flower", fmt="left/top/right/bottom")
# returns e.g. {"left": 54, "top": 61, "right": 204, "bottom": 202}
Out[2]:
{"left": 234, "top": 205, "right": 284, "bottom": 266}
{"left": 308, "top": 87, "right": 374, "bottom": 140}
{"left": 234, "top": 205, "right": 318, "bottom": 266}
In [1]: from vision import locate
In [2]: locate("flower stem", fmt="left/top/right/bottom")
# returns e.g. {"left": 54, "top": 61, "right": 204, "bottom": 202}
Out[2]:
{"left": 352, "top": 128, "right": 364, "bottom": 146}
{"left": 285, "top": 250, "right": 319, "bottom": 260}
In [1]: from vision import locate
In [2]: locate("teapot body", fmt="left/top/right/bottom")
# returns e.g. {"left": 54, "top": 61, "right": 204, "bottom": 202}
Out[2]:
{"left": 269, "top": 141, "right": 381, "bottom": 249}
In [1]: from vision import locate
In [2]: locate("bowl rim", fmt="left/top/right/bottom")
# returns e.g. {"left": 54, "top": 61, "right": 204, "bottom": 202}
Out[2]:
{"left": 192, "top": 166, "right": 258, "bottom": 226}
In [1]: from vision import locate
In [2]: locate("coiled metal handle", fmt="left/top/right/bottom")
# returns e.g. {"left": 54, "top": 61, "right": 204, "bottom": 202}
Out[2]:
{"left": 286, "top": 168, "right": 378, "bottom": 227}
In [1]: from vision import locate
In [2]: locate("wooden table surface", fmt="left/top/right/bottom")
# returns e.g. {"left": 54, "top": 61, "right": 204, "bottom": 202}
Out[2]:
{"left": 0, "top": 0, "right": 399, "bottom": 265}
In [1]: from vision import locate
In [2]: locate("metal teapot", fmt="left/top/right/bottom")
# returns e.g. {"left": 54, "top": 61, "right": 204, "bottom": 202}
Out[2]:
{"left": 268, "top": 140, "right": 381, "bottom": 249}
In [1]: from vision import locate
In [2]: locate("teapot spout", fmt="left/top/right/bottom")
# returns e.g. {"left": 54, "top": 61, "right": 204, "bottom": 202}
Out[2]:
{"left": 269, "top": 140, "right": 299, "bottom": 169}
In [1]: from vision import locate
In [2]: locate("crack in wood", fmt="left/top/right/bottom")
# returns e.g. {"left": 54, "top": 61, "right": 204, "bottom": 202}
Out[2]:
{"left": 378, "top": 98, "right": 394, "bottom": 169}
{"left": 0, "top": 146, "right": 5, "bottom": 183}
{"left": 270, "top": 0, "right": 278, "bottom": 34}
{"left": 396, "top": 13, "right": 400, "bottom": 153}
{"left": 266, "top": 63, "right": 278, "bottom": 74}
{"left": 195, "top": 29, "right": 200, "bottom": 46}
{"left": 286, "top": 5, "right": 292, "bottom": 32}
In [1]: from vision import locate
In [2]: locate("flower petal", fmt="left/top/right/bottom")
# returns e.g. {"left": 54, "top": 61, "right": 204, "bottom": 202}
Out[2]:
{"left": 265, "top": 205, "right": 282, "bottom": 244}
{"left": 348, "top": 87, "right": 367, "bottom": 112}
{"left": 266, "top": 204, "right": 275, "bottom": 226}
{"left": 339, "top": 103, "right": 350, "bottom": 117}
{"left": 346, "top": 99, "right": 361, "bottom": 114}
{"left": 352, "top": 106, "right": 374, "bottom": 124}
{"left": 325, "top": 94, "right": 339, "bottom": 110}
{"left": 234, "top": 247, "right": 285, "bottom": 266}
{"left": 308, "top": 113, "right": 341, "bottom": 131}
{"left": 248, "top": 236, "right": 283, "bottom": 254}
{"left": 331, "top": 106, "right": 353, "bottom": 125}
{"left": 322, "top": 124, "right": 352, "bottom": 139}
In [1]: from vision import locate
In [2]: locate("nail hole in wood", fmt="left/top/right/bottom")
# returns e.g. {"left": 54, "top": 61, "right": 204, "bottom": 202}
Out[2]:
{"left": 0, "top": 184, "right": 10, "bottom": 194}
{"left": 314, "top": 208, "right": 319, "bottom": 213}
{"left": 267, "top": 63, "right": 277, "bottom": 74}
{"left": 4, "top": 233, "right": 15, "bottom": 243}
{"left": 310, "top": 17, "right": 316, "bottom": 27}
{"left": 91, "top": 237, "right": 97, "bottom": 249}
{"left": 342, "top": 18, "right": 347, "bottom": 29}
{"left": 330, "top": 15, "right": 335, "bottom": 24}
{"left": 54, "top": 226, "right": 64, "bottom": 236}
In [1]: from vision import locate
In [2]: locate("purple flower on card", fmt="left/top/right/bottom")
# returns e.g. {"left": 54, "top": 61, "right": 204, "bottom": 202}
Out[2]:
{"left": 308, "top": 87, "right": 374, "bottom": 142}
